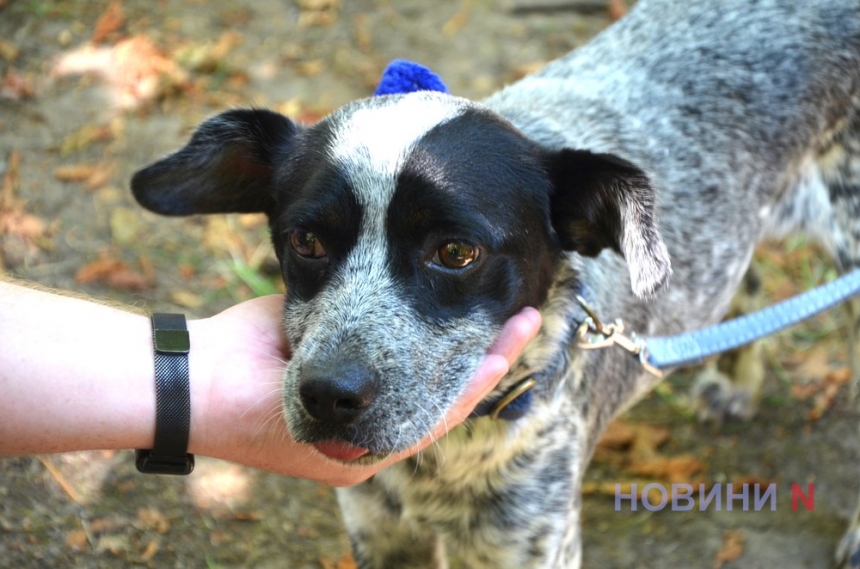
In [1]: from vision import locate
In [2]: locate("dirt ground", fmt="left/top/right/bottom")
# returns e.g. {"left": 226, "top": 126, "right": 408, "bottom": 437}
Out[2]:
{"left": 1, "top": 1, "right": 859, "bottom": 568}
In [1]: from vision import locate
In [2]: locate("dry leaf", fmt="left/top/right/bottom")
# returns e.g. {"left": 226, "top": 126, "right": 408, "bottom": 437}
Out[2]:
{"left": 627, "top": 455, "right": 706, "bottom": 483}
{"left": 1, "top": 68, "right": 34, "bottom": 100}
{"left": 92, "top": 1, "right": 125, "bottom": 44}
{"left": 713, "top": 529, "right": 745, "bottom": 568}
{"left": 0, "top": 39, "right": 19, "bottom": 62}
{"left": 174, "top": 31, "right": 243, "bottom": 73}
{"left": 297, "top": 0, "right": 341, "bottom": 27}
{"left": 65, "top": 529, "right": 89, "bottom": 551}
{"left": 75, "top": 256, "right": 154, "bottom": 290}
{"left": 597, "top": 420, "right": 636, "bottom": 449}
{"left": 53, "top": 35, "right": 188, "bottom": 110}
{"left": 170, "top": 290, "right": 203, "bottom": 309}
{"left": 629, "top": 423, "right": 670, "bottom": 458}
{"left": 320, "top": 552, "right": 357, "bottom": 569}
{"left": 140, "top": 539, "right": 159, "bottom": 562}
{"left": 59, "top": 123, "right": 114, "bottom": 155}
{"left": 0, "top": 211, "right": 46, "bottom": 240}
{"left": 96, "top": 534, "right": 130, "bottom": 555}
{"left": 137, "top": 508, "right": 170, "bottom": 534}
{"left": 442, "top": 2, "right": 472, "bottom": 37}
{"left": 54, "top": 163, "right": 101, "bottom": 183}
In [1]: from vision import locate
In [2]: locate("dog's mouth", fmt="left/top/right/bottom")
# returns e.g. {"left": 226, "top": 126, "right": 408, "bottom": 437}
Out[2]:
{"left": 312, "top": 440, "right": 372, "bottom": 463}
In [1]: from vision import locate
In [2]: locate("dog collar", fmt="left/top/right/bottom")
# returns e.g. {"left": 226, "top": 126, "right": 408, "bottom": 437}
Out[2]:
{"left": 374, "top": 60, "right": 448, "bottom": 96}
{"left": 471, "top": 376, "right": 537, "bottom": 421}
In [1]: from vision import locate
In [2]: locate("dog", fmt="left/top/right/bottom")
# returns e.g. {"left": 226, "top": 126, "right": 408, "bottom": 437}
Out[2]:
{"left": 130, "top": 0, "right": 860, "bottom": 566}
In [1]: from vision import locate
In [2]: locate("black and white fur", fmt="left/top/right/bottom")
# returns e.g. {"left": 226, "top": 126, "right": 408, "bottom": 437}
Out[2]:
{"left": 131, "top": 0, "right": 860, "bottom": 566}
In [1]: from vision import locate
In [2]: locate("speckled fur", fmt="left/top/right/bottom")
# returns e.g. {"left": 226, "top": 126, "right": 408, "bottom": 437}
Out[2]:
{"left": 342, "top": 1, "right": 860, "bottom": 566}
{"left": 131, "top": 1, "right": 860, "bottom": 566}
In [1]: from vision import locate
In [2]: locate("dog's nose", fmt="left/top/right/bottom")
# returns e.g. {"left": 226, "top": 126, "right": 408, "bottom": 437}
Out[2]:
{"left": 298, "top": 363, "right": 378, "bottom": 425}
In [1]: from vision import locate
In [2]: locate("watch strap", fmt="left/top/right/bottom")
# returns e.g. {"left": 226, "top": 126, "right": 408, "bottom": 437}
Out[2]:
{"left": 135, "top": 313, "right": 194, "bottom": 475}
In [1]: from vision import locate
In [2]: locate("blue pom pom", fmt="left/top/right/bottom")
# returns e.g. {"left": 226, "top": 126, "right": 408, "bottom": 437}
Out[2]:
{"left": 374, "top": 59, "right": 449, "bottom": 96}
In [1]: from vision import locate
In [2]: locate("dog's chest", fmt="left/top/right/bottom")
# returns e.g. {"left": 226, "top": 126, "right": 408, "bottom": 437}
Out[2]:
{"left": 375, "top": 402, "right": 584, "bottom": 528}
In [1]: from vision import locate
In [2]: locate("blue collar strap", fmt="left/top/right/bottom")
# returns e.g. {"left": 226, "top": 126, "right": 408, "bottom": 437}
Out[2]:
{"left": 375, "top": 59, "right": 449, "bottom": 96}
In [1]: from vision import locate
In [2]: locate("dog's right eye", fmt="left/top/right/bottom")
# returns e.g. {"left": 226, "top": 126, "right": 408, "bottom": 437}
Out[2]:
{"left": 290, "top": 231, "right": 326, "bottom": 259}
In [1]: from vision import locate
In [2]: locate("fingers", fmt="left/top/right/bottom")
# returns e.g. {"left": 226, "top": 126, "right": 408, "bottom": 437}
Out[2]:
{"left": 415, "top": 307, "right": 543, "bottom": 450}
{"left": 486, "top": 306, "right": 542, "bottom": 367}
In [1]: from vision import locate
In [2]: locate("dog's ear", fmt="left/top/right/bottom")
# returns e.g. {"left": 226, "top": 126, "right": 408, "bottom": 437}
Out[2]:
{"left": 131, "top": 109, "right": 299, "bottom": 216}
{"left": 546, "top": 149, "right": 671, "bottom": 298}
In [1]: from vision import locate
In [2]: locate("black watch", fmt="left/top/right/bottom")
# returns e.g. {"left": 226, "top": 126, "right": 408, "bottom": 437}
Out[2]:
{"left": 135, "top": 313, "right": 195, "bottom": 475}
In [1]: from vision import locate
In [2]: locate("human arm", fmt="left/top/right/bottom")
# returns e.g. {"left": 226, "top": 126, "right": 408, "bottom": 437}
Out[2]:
{"left": 0, "top": 281, "right": 541, "bottom": 485}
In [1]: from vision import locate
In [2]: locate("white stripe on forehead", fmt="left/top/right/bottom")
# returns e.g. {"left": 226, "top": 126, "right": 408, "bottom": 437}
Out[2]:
{"left": 328, "top": 92, "right": 468, "bottom": 214}
{"left": 325, "top": 93, "right": 469, "bottom": 295}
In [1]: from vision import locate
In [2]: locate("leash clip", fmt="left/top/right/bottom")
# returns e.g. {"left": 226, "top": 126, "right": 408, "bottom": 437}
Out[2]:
{"left": 575, "top": 295, "right": 663, "bottom": 377}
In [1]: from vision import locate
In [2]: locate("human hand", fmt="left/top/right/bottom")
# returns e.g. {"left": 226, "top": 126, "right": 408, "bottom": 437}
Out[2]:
{"left": 188, "top": 296, "right": 541, "bottom": 486}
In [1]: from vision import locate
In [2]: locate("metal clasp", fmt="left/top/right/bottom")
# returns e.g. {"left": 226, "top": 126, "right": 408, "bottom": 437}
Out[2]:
{"left": 489, "top": 377, "right": 538, "bottom": 421}
{"left": 575, "top": 295, "right": 663, "bottom": 377}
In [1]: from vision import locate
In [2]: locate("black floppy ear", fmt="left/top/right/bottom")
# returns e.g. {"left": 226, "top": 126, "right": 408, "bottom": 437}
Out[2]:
{"left": 131, "top": 109, "right": 299, "bottom": 216}
{"left": 546, "top": 149, "right": 671, "bottom": 298}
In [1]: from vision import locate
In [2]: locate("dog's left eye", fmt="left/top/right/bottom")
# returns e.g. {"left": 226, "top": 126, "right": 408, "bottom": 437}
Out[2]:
{"left": 434, "top": 242, "right": 480, "bottom": 269}
{"left": 290, "top": 231, "right": 326, "bottom": 259}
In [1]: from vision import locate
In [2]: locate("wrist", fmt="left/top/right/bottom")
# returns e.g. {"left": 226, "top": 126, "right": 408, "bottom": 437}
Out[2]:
{"left": 182, "top": 298, "right": 294, "bottom": 470}
{"left": 185, "top": 317, "right": 216, "bottom": 457}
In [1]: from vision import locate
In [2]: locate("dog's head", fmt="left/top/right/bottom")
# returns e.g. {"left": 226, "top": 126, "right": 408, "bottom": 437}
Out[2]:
{"left": 131, "top": 91, "right": 669, "bottom": 460}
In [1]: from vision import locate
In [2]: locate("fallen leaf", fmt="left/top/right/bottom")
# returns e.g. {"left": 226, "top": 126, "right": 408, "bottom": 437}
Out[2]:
{"left": 320, "top": 552, "right": 357, "bottom": 569}
{"left": 92, "top": 1, "right": 125, "bottom": 44}
{"left": 170, "top": 290, "right": 203, "bottom": 309}
{"left": 294, "top": 59, "right": 325, "bottom": 76}
{"left": 75, "top": 256, "right": 154, "bottom": 290}
{"left": 140, "top": 539, "right": 159, "bottom": 562}
{"left": 230, "top": 510, "right": 263, "bottom": 522}
{"left": 96, "top": 534, "right": 130, "bottom": 555}
{"left": 713, "top": 529, "right": 745, "bottom": 568}
{"left": 174, "top": 31, "right": 243, "bottom": 74}
{"left": 297, "top": 0, "right": 340, "bottom": 27}
{"left": 597, "top": 420, "right": 636, "bottom": 449}
{"left": 65, "top": 529, "right": 89, "bottom": 551}
{"left": 1, "top": 68, "right": 34, "bottom": 100}
{"left": 137, "top": 508, "right": 170, "bottom": 534}
{"left": 629, "top": 423, "right": 670, "bottom": 458}
{"left": 87, "top": 517, "right": 126, "bottom": 534}
{"left": 0, "top": 39, "right": 19, "bottom": 62}
{"left": 209, "top": 530, "right": 231, "bottom": 545}
{"left": 0, "top": 211, "right": 46, "bottom": 240}
{"left": 627, "top": 455, "right": 706, "bottom": 483}
{"left": 809, "top": 380, "right": 844, "bottom": 421}
{"left": 442, "top": 2, "right": 472, "bottom": 36}
{"left": 53, "top": 35, "right": 189, "bottom": 110}
{"left": 59, "top": 124, "right": 113, "bottom": 156}
{"left": 54, "top": 163, "right": 101, "bottom": 183}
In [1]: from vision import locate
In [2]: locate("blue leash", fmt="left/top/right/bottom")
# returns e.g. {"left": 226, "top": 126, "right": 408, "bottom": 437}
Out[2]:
{"left": 643, "top": 268, "right": 860, "bottom": 370}
{"left": 576, "top": 269, "right": 860, "bottom": 376}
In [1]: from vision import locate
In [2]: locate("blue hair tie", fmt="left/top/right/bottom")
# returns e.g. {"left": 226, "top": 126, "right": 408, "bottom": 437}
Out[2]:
{"left": 374, "top": 59, "right": 449, "bottom": 96}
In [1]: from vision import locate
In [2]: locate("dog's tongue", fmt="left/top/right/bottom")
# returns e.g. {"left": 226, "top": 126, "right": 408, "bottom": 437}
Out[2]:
{"left": 314, "top": 441, "right": 369, "bottom": 462}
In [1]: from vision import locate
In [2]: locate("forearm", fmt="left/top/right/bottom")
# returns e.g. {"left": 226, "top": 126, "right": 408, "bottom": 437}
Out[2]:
{"left": 0, "top": 278, "right": 542, "bottom": 485}
{"left": 0, "top": 281, "right": 158, "bottom": 454}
